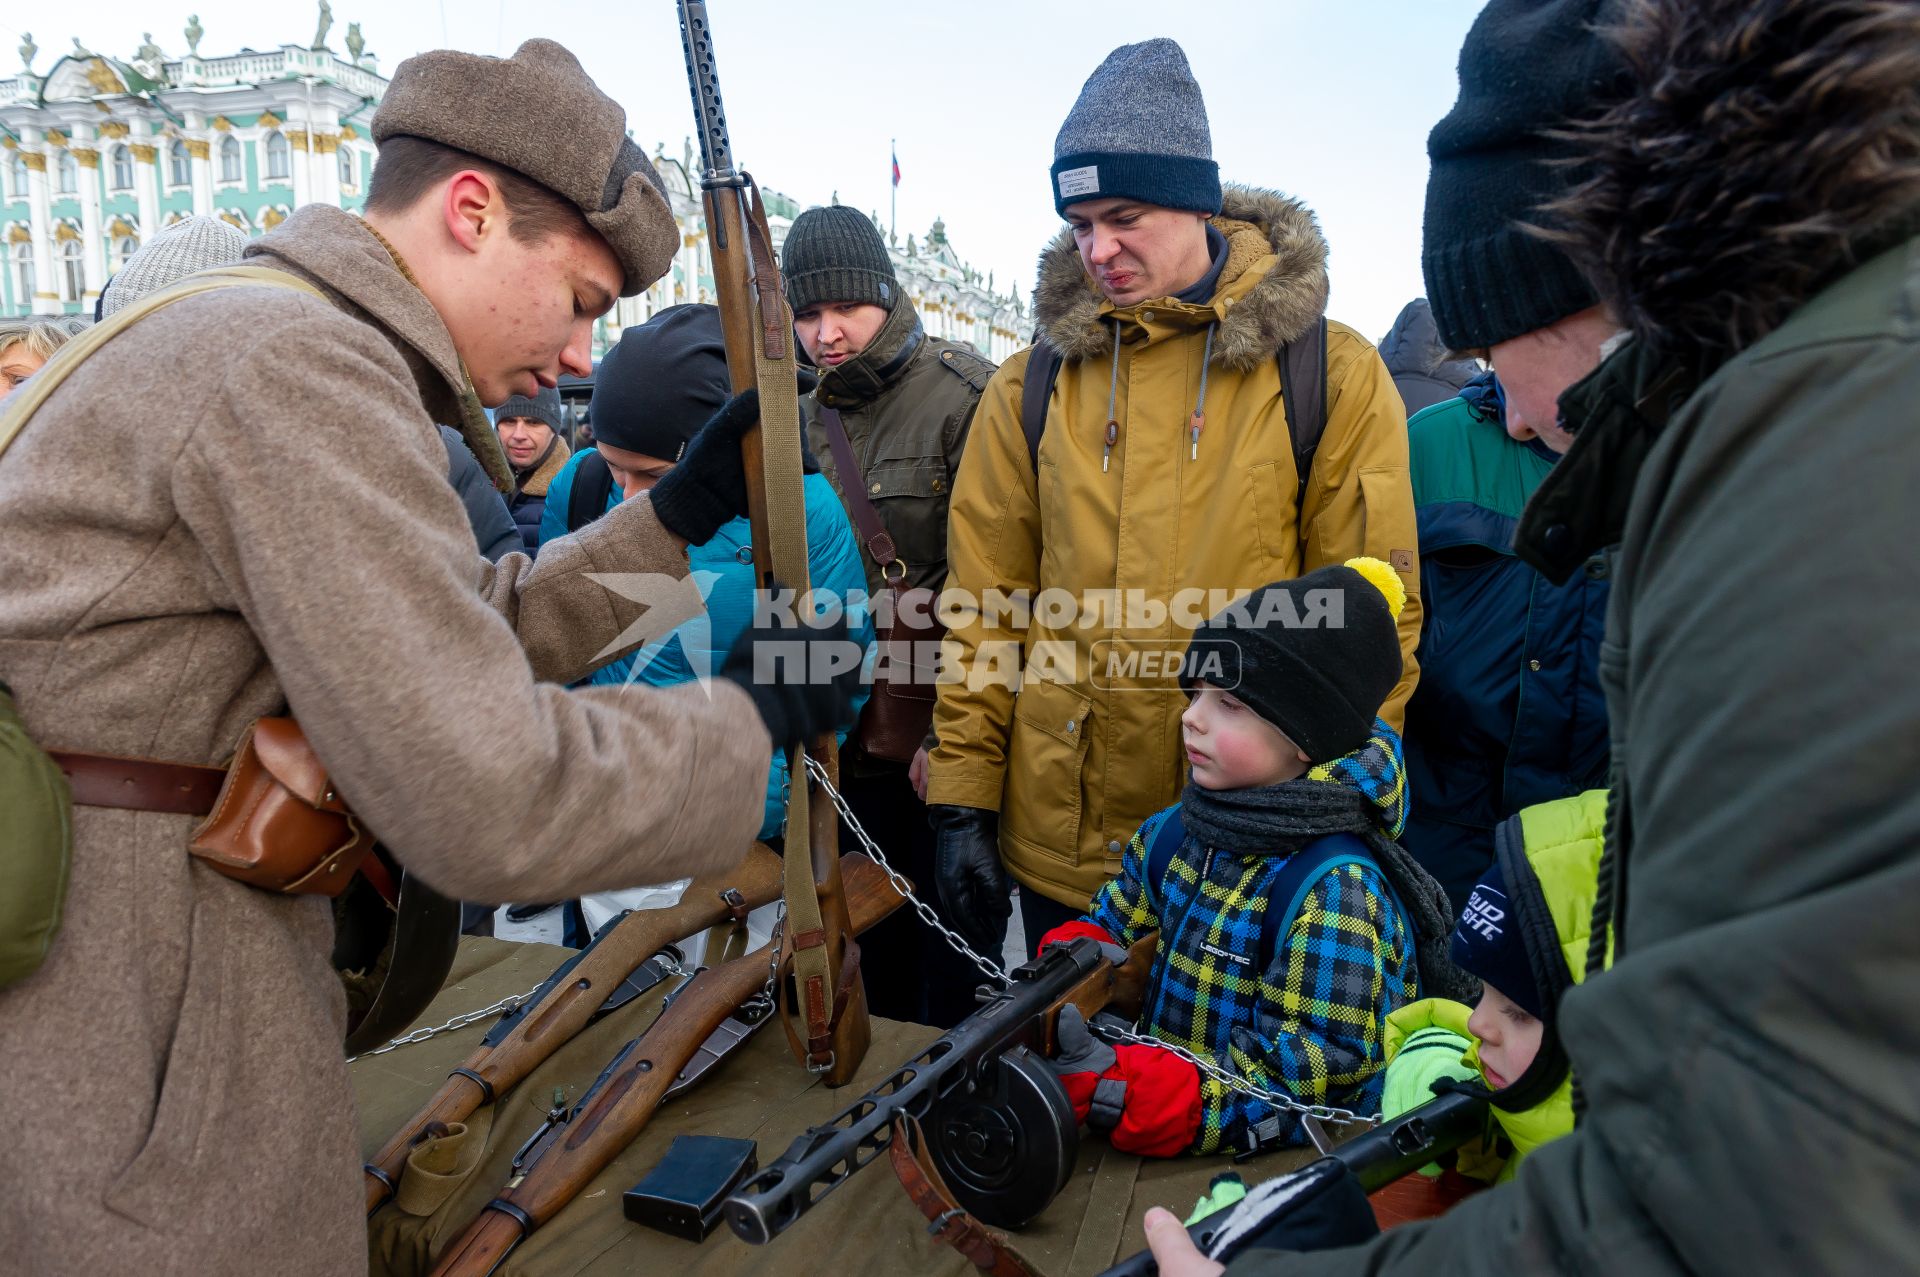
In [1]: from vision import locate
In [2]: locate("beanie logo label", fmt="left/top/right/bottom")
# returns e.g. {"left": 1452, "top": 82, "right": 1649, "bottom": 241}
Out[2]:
{"left": 1057, "top": 165, "right": 1101, "bottom": 199}
{"left": 1461, "top": 888, "right": 1507, "bottom": 943}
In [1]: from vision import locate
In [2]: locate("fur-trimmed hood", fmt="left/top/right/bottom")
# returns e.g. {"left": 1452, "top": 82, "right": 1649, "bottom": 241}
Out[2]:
{"left": 1032, "top": 184, "right": 1328, "bottom": 372}
{"left": 1545, "top": 0, "right": 1920, "bottom": 363}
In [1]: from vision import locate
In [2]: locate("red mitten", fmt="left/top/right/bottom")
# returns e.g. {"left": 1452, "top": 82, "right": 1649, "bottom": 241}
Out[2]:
{"left": 1105, "top": 1043, "right": 1203, "bottom": 1158}
{"left": 1048, "top": 1004, "right": 1118, "bottom": 1124}
{"left": 1036, "top": 919, "right": 1118, "bottom": 959}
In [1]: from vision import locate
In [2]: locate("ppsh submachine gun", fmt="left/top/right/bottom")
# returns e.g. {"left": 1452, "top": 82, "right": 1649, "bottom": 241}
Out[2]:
{"left": 723, "top": 931, "right": 1158, "bottom": 1245}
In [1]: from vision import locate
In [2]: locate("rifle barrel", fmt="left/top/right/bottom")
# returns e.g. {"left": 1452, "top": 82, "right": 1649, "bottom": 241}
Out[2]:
{"left": 1096, "top": 1089, "right": 1493, "bottom": 1277}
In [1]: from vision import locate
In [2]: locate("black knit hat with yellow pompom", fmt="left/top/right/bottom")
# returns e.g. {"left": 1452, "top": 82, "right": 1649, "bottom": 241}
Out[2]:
{"left": 1180, "top": 557, "right": 1406, "bottom": 763}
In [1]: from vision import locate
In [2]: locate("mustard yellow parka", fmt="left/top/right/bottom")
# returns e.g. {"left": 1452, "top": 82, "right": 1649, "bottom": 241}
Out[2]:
{"left": 928, "top": 186, "right": 1421, "bottom": 905}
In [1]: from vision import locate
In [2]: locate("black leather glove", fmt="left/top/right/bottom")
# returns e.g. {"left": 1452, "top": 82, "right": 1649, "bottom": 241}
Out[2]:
{"left": 649, "top": 388, "right": 821, "bottom": 546}
{"left": 716, "top": 585, "right": 864, "bottom": 749}
{"left": 929, "top": 804, "right": 1012, "bottom": 955}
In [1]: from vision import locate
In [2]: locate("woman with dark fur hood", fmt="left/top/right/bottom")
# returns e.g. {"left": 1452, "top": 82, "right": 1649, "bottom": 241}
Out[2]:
{"left": 1147, "top": 1, "right": 1920, "bottom": 1273}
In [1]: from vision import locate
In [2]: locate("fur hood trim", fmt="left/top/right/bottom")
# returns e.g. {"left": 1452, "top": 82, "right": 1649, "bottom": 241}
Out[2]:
{"left": 1543, "top": 0, "right": 1920, "bottom": 361}
{"left": 513, "top": 435, "right": 572, "bottom": 499}
{"left": 1033, "top": 184, "right": 1329, "bottom": 372}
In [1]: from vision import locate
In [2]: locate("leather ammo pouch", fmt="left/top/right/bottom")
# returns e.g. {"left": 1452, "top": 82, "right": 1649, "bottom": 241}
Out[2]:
{"left": 816, "top": 407, "right": 947, "bottom": 764}
{"left": 187, "top": 717, "right": 375, "bottom": 896}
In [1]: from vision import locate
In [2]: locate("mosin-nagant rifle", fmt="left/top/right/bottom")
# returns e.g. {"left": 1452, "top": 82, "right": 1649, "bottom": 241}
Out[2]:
{"left": 425, "top": 853, "right": 905, "bottom": 1277}
{"left": 362, "top": 844, "right": 784, "bottom": 1214}
{"left": 676, "top": 0, "right": 871, "bottom": 1090}
{"left": 723, "top": 932, "right": 1158, "bottom": 1244}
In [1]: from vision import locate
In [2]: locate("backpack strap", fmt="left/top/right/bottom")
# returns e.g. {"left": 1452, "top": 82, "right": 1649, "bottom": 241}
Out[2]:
{"left": 1019, "top": 339, "right": 1066, "bottom": 469}
{"left": 1279, "top": 315, "right": 1329, "bottom": 509}
{"left": 1257, "top": 830, "right": 1410, "bottom": 971}
{"left": 1143, "top": 804, "right": 1187, "bottom": 908}
{"left": 566, "top": 449, "right": 617, "bottom": 534}
{"left": 0, "top": 266, "right": 326, "bottom": 464}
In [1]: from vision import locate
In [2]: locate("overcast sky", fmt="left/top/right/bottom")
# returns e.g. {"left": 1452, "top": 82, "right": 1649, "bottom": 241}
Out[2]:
{"left": 8, "top": 1, "right": 1485, "bottom": 340}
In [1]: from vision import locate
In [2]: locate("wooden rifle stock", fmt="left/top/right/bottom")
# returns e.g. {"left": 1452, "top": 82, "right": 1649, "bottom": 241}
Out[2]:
{"left": 1040, "top": 931, "right": 1157, "bottom": 1056}
{"left": 361, "top": 845, "right": 782, "bottom": 1215}
{"left": 426, "top": 853, "right": 904, "bottom": 1277}
{"left": 677, "top": 0, "right": 865, "bottom": 1088}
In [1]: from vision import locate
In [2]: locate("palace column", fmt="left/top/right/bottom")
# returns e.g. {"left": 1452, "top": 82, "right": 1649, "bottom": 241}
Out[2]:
{"left": 129, "top": 120, "right": 162, "bottom": 243}
{"left": 313, "top": 132, "right": 343, "bottom": 208}
{"left": 70, "top": 127, "right": 107, "bottom": 303}
{"left": 21, "top": 131, "right": 59, "bottom": 314}
{"left": 287, "top": 127, "right": 312, "bottom": 208}
{"left": 186, "top": 123, "right": 214, "bottom": 216}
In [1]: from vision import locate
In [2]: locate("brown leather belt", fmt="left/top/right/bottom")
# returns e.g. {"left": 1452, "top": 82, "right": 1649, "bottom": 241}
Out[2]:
{"left": 49, "top": 750, "right": 226, "bottom": 817}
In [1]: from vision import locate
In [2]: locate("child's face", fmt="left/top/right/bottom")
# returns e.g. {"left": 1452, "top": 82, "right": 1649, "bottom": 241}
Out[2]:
{"left": 1467, "top": 982, "right": 1544, "bottom": 1091}
{"left": 1180, "top": 683, "right": 1312, "bottom": 790}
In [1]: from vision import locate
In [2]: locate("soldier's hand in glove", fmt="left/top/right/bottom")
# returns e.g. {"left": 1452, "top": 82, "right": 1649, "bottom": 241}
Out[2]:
{"left": 716, "top": 583, "right": 863, "bottom": 748}
{"left": 1047, "top": 1005, "right": 1201, "bottom": 1158}
{"left": 648, "top": 388, "right": 821, "bottom": 546}
{"left": 928, "top": 804, "right": 1012, "bottom": 955}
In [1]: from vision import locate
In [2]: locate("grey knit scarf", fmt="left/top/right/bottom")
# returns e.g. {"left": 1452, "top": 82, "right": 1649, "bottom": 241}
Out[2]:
{"left": 1181, "top": 780, "right": 1478, "bottom": 1002}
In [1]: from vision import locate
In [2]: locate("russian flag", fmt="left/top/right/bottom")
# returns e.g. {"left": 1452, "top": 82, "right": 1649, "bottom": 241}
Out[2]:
{"left": 892, "top": 145, "right": 901, "bottom": 188}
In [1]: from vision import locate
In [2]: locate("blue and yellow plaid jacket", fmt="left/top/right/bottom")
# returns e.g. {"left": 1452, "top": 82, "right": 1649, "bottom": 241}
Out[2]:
{"left": 1085, "top": 726, "right": 1420, "bottom": 1154}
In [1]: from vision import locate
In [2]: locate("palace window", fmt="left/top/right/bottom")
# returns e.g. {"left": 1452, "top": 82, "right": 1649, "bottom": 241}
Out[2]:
{"left": 110, "top": 235, "right": 139, "bottom": 272}
{"left": 265, "top": 131, "right": 291, "bottom": 181}
{"left": 338, "top": 146, "right": 355, "bottom": 192}
{"left": 57, "top": 151, "right": 78, "bottom": 195}
{"left": 218, "top": 135, "right": 242, "bottom": 184}
{"left": 111, "top": 145, "right": 134, "bottom": 191}
{"left": 58, "top": 239, "right": 83, "bottom": 303}
{"left": 10, "top": 241, "right": 33, "bottom": 304}
{"left": 169, "top": 140, "right": 191, "bottom": 188}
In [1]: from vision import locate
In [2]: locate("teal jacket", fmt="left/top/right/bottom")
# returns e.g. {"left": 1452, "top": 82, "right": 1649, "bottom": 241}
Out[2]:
{"left": 540, "top": 455, "right": 873, "bottom": 839}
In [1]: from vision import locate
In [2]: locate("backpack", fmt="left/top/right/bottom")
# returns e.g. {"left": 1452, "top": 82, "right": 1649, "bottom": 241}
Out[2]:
{"left": 566, "top": 448, "right": 618, "bottom": 533}
{"left": 0, "top": 266, "right": 325, "bottom": 989}
{"left": 1018, "top": 316, "right": 1329, "bottom": 506}
{"left": 1139, "top": 801, "right": 1411, "bottom": 981}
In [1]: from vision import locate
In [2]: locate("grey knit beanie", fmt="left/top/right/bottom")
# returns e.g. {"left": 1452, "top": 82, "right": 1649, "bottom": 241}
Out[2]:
{"left": 101, "top": 215, "right": 249, "bottom": 316}
{"left": 781, "top": 206, "right": 897, "bottom": 314}
{"left": 494, "top": 385, "right": 563, "bottom": 433}
{"left": 1051, "top": 38, "right": 1221, "bottom": 218}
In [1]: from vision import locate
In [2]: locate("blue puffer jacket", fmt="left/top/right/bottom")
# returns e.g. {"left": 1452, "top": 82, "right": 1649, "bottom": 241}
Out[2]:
{"left": 1400, "top": 373, "right": 1610, "bottom": 909}
{"left": 542, "top": 451, "right": 873, "bottom": 840}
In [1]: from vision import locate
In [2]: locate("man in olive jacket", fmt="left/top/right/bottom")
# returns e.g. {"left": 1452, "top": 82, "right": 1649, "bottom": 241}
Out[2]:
{"left": 927, "top": 39, "right": 1420, "bottom": 953}
{"left": 0, "top": 40, "right": 854, "bottom": 1276}
{"left": 788, "top": 204, "right": 994, "bottom": 1025}
{"left": 1144, "top": 0, "right": 1920, "bottom": 1271}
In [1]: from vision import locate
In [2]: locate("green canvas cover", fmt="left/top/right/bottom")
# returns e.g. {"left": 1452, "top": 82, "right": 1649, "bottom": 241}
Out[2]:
{"left": 0, "top": 684, "right": 72, "bottom": 989}
{"left": 356, "top": 937, "right": 1321, "bottom": 1276}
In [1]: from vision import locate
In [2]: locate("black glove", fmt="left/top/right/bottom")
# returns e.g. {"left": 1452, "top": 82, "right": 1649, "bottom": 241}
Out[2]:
{"left": 716, "top": 585, "right": 864, "bottom": 749}
{"left": 649, "top": 387, "right": 821, "bottom": 547}
{"left": 929, "top": 804, "right": 1012, "bottom": 955}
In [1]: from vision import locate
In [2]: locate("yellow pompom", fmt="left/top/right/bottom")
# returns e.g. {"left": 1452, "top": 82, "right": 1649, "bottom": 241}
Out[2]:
{"left": 1344, "top": 555, "right": 1406, "bottom": 620}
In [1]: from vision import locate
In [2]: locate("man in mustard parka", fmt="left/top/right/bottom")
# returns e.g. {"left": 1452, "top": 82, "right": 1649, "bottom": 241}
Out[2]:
{"left": 927, "top": 38, "right": 1421, "bottom": 951}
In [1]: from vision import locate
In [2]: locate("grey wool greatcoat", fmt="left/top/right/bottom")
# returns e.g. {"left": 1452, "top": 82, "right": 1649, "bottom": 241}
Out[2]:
{"left": 0, "top": 205, "right": 770, "bottom": 1275}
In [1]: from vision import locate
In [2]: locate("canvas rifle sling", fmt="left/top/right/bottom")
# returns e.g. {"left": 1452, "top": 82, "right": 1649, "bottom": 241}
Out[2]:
{"left": 740, "top": 183, "right": 838, "bottom": 1063}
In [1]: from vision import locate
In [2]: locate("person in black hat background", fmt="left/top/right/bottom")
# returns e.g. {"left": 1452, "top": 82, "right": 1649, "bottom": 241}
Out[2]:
{"left": 1399, "top": 0, "right": 1626, "bottom": 912}
{"left": 494, "top": 385, "right": 570, "bottom": 555}
{"left": 784, "top": 204, "right": 996, "bottom": 1028}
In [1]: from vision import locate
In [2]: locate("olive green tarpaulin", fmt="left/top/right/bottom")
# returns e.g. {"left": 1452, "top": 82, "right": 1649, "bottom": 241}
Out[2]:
{"left": 355, "top": 938, "right": 1318, "bottom": 1276}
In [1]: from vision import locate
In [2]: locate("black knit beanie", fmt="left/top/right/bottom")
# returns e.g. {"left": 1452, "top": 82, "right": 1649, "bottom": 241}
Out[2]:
{"left": 1180, "top": 559, "right": 1405, "bottom": 764}
{"left": 1421, "top": 0, "right": 1627, "bottom": 352}
{"left": 589, "top": 304, "right": 730, "bottom": 461}
{"left": 494, "top": 385, "right": 562, "bottom": 433}
{"left": 782, "top": 206, "right": 897, "bottom": 314}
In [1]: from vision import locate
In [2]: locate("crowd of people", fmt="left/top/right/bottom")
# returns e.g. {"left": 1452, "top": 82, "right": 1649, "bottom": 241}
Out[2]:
{"left": 1, "top": 0, "right": 1914, "bottom": 1273}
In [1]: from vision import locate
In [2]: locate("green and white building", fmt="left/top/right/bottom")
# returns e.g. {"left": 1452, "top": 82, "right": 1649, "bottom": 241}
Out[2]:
{"left": 2, "top": 20, "right": 1027, "bottom": 357}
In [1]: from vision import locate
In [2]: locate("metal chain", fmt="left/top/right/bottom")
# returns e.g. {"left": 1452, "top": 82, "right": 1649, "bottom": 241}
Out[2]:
{"left": 804, "top": 755, "right": 1373, "bottom": 1129}
{"left": 347, "top": 985, "right": 541, "bottom": 1062}
{"left": 805, "top": 755, "right": 1009, "bottom": 984}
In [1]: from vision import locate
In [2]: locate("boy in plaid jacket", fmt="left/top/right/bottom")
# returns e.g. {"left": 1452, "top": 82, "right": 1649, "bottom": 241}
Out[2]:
{"left": 1039, "top": 559, "right": 1468, "bottom": 1156}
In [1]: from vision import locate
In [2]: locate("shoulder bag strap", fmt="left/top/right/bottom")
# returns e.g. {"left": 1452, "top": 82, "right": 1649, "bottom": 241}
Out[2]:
{"left": 0, "top": 265, "right": 326, "bottom": 464}
{"left": 815, "top": 405, "right": 904, "bottom": 580}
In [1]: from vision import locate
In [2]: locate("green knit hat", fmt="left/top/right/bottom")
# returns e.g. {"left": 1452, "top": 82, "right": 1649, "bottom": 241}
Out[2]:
{"left": 782, "top": 206, "right": 897, "bottom": 314}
